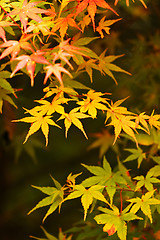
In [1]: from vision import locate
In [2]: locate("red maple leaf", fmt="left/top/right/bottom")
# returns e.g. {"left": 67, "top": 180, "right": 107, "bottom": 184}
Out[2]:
{"left": 75, "top": 0, "right": 118, "bottom": 30}
{"left": 44, "top": 63, "right": 72, "bottom": 87}
{"left": 8, "top": 0, "right": 49, "bottom": 31}
{"left": 10, "top": 50, "right": 49, "bottom": 86}
{"left": 0, "top": 34, "right": 34, "bottom": 60}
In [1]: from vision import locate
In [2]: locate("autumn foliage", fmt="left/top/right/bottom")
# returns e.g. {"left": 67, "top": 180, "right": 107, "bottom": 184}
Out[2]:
{"left": 1, "top": 0, "right": 160, "bottom": 240}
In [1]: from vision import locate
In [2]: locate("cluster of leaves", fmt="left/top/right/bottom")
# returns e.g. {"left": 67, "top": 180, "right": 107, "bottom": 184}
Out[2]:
{"left": 1, "top": 0, "right": 160, "bottom": 240}
{"left": 1, "top": 0, "right": 158, "bottom": 147}
{"left": 28, "top": 157, "right": 160, "bottom": 240}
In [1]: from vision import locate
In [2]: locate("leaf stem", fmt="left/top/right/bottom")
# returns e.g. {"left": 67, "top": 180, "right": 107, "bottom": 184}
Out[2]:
{"left": 0, "top": 5, "right": 23, "bottom": 32}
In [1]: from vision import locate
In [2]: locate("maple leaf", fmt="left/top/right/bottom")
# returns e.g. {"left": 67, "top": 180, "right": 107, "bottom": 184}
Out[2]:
{"left": 148, "top": 110, "right": 160, "bottom": 130}
{"left": 95, "top": 205, "right": 141, "bottom": 240}
{"left": 30, "top": 226, "right": 58, "bottom": 240}
{"left": 0, "top": 33, "right": 34, "bottom": 60}
{"left": 28, "top": 176, "right": 64, "bottom": 222}
{"left": 75, "top": 0, "right": 118, "bottom": 31}
{"left": 77, "top": 90, "right": 109, "bottom": 118}
{"left": 30, "top": 226, "right": 72, "bottom": 240}
{"left": 128, "top": 190, "right": 160, "bottom": 223}
{"left": 134, "top": 112, "right": 150, "bottom": 134}
{"left": 32, "top": 98, "right": 66, "bottom": 115}
{"left": 78, "top": 14, "right": 91, "bottom": 32}
{"left": 77, "top": 59, "right": 99, "bottom": 82}
{"left": 88, "top": 129, "right": 114, "bottom": 158}
{"left": 54, "top": 38, "right": 88, "bottom": 64}
{"left": 8, "top": 0, "right": 49, "bottom": 31}
{"left": 98, "top": 51, "right": 131, "bottom": 84}
{"left": 52, "top": 14, "right": 80, "bottom": 39}
{"left": 52, "top": 50, "right": 74, "bottom": 70}
{"left": 96, "top": 17, "right": 121, "bottom": 38}
{"left": 26, "top": 18, "right": 55, "bottom": 36}
{"left": 66, "top": 172, "right": 82, "bottom": 189}
{"left": 57, "top": 107, "right": 90, "bottom": 139}
{"left": 105, "top": 97, "right": 133, "bottom": 121}
{"left": 42, "top": 85, "right": 78, "bottom": 99}
{"left": 114, "top": 0, "right": 147, "bottom": 8}
{"left": 107, "top": 115, "right": 138, "bottom": 147}
{"left": 44, "top": 63, "right": 72, "bottom": 87}
{"left": 12, "top": 133, "right": 43, "bottom": 163}
{"left": 13, "top": 108, "right": 61, "bottom": 146}
{"left": 0, "top": 87, "right": 17, "bottom": 113}
{"left": 0, "top": 13, "right": 15, "bottom": 42}
{"left": 82, "top": 156, "right": 127, "bottom": 204}
{"left": 10, "top": 50, "right": 49, "bottom": 86}
{"left": 58, "top": 0, "right": 75, "bottom": 17}
{"left": 124, "top": 147, "right": 146, "bottom": 168}
{"left": 0, "top": 70, "right": 17, "bottom": 113}
{"left": 63, "top": 184, "right": 109, "bottom": 220}
{"left": 134, "top": 172, "right": 160, "bottom": 192}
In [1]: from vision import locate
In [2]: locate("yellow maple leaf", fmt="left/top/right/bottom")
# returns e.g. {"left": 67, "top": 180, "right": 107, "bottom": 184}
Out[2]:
{"left": 32, "top": 98, "right": 67, "bottom": 115}
{"left": 13, "top": 108, "right": 61, "bottom": 146}
{"left": 148, "top": 110, "right": 160, "bottom": 130}
{"left": 77, "top": 90, "right": 109, "bottom": 118}
{"left": 107, "top": 115, "right": 138, "bottom": 147}
{"left": 58, "top": 107, "right": 91, "bottom": 138}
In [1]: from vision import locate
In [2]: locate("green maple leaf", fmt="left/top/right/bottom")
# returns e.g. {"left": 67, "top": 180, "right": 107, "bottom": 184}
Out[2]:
{"left": 28, "top": 176, "right": 64, "bottom": 222}
{"left": 124, "top": 148, "right": 146, "bottom": 168}
{"left": 94, "top": 205, "right": 141, "bottom": 240}
{"left": 0, "top": 71, "right": 17, "bottom": 113}
{"left": 63, "top": 184, "right": 109, "bottom": 220}
{"left": 0, "top": 87, "right": 17, "bottom": 113}
{"left": 128, "top": 190, "right": 160, "bottom": 223}
{"left": 147, "top": 165, "right": 160, "bottom": 177}
{"left": 134, "top": 171, "right": 160, "bottom": 192}
{"left": 82, "top": 156, "right": 127, "bottom": 204}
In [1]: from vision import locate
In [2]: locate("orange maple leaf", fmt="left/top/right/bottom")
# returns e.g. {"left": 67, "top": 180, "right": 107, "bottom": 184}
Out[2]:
{"left": 96, "top": 17, "right": 122, "bottom": 38}
{"left": 75, "top": 0, "right": 118, "bottom": 31}
{"left": 0, "top": 34, "right": 34, "bottom": 60}
{"left": 52, "top": 14, "right": 81, "bottom": 39}
{"left": 8, "top": 0, "right": 49, "bottom": 31}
